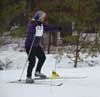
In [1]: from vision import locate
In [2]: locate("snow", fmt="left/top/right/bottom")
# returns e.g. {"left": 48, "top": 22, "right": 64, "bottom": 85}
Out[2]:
{"left": 0, "top": 47, "right": 100, "bottom": 97}
{"left": 0, "top": 67, "right": 100, "bottom": 97}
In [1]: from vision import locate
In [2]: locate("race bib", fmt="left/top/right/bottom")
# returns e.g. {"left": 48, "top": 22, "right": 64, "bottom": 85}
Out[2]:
{"left": 35, "top": 24, "right": 43, "bottom": 37}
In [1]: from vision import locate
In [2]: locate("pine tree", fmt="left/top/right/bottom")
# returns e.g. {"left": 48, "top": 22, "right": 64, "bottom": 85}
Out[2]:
{"left": 0, "top": 0, "right": 27, "bottom": 33}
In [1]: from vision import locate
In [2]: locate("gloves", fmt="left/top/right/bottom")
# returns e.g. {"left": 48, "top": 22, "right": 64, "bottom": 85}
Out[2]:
{"left": 58, "top": 26, "right": 62, "bottom": 31}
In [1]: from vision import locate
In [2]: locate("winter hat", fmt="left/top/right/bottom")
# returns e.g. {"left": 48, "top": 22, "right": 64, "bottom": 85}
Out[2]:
{"left": 32, "top": 10, "right": 46, "bottom": 21}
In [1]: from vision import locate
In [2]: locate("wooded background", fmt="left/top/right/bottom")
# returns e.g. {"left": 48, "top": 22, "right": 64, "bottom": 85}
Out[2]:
{"left": 0, "top": 0, "right": 100, "bottom": 67}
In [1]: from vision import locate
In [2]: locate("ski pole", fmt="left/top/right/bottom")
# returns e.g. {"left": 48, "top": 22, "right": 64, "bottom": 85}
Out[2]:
{"left": 19, "top": 36, "right": 36, "bottom": 81}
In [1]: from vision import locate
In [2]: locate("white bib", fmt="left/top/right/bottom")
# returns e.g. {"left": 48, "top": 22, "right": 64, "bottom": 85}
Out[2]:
{"left": 35, "top": 24, "right": 43, "bottom": 37}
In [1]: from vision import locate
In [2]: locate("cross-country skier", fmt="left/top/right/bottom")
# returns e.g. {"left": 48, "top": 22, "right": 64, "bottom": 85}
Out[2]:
{"left": 25, "top": 10, "right": 61, "bottom": 83}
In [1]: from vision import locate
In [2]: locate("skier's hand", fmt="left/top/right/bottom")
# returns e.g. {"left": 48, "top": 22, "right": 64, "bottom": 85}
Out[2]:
{"left": 58, "top": 26, "right": 62, "bottom": 31}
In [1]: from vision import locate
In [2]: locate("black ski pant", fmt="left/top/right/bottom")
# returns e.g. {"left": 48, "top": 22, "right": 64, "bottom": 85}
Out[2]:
{"left": 25, "top": 45, "right": 46, "bottom": 78}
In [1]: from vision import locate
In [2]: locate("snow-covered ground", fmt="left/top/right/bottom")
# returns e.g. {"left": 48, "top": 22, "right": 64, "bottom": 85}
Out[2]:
{"left": 0, "top": 45, "right": 100, "bottom": 97}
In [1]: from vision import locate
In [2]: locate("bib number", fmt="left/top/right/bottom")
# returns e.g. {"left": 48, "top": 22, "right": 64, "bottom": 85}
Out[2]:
{"left": 35, "top": 24, "right": 43, "bottom": 37}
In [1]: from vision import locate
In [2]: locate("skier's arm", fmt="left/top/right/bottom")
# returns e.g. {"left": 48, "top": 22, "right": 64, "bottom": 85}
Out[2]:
{"left": 43, "top": 23, "right": 61, "bottom": 32}
{"left": 27, "top": 21, "right": 36, "bottom": 39}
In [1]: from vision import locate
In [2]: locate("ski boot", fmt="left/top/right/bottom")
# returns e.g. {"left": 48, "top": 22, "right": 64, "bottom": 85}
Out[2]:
{"left": 26, "top": 77, "right": 34, "bottom": 83}
{"left": 35, "top": 72, "right": 47, "bottom": 79}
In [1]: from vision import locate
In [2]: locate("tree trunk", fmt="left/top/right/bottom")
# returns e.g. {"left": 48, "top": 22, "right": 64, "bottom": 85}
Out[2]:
{"left": 52, "top": 32, "right": 57, "bottom": 46}
{"left": 74, "top": 36, "right": 79, "bottom": 68}
{"left": 47, "top": 32, "right": 52, "bottom": 54}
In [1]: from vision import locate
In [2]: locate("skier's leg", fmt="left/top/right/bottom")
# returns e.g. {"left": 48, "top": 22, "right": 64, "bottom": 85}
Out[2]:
{"left": 35, "top": 46, "right": 46, "bottom": 78}
{"left": 35, "top": 46, "right": 46, "bottom": 73}
{"left": 25, "top": 46, "right": 36, "bottom": 78}
{"left": 27, "top": 56, "right": 36, "bottom": 78}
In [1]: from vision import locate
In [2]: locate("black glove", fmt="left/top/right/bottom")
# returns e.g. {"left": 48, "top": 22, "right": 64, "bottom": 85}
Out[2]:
{"left": 58, "top": 26, "right": 62, "bottom": 31}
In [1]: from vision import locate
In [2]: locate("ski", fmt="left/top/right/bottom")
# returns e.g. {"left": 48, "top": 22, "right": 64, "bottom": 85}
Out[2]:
{"left": 9, "top": 80, "right": 63, "bottom": 86}
{"left": 9, "top": 75, "right": 87, "bottom": 83}
{"left": 34, "top": 76, "right": 88, "bottom": 80}
{"left": 9, "top": 75, "right": 87, "bottom": 86}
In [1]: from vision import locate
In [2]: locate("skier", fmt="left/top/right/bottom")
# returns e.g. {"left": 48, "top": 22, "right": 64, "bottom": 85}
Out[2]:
{"left": 25, "top": 10, "right": 61, "bottom": 83}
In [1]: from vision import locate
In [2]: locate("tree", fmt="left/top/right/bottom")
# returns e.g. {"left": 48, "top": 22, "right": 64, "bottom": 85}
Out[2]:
{"left": 0, "top": 0, "right": 27, "bottom": 33}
